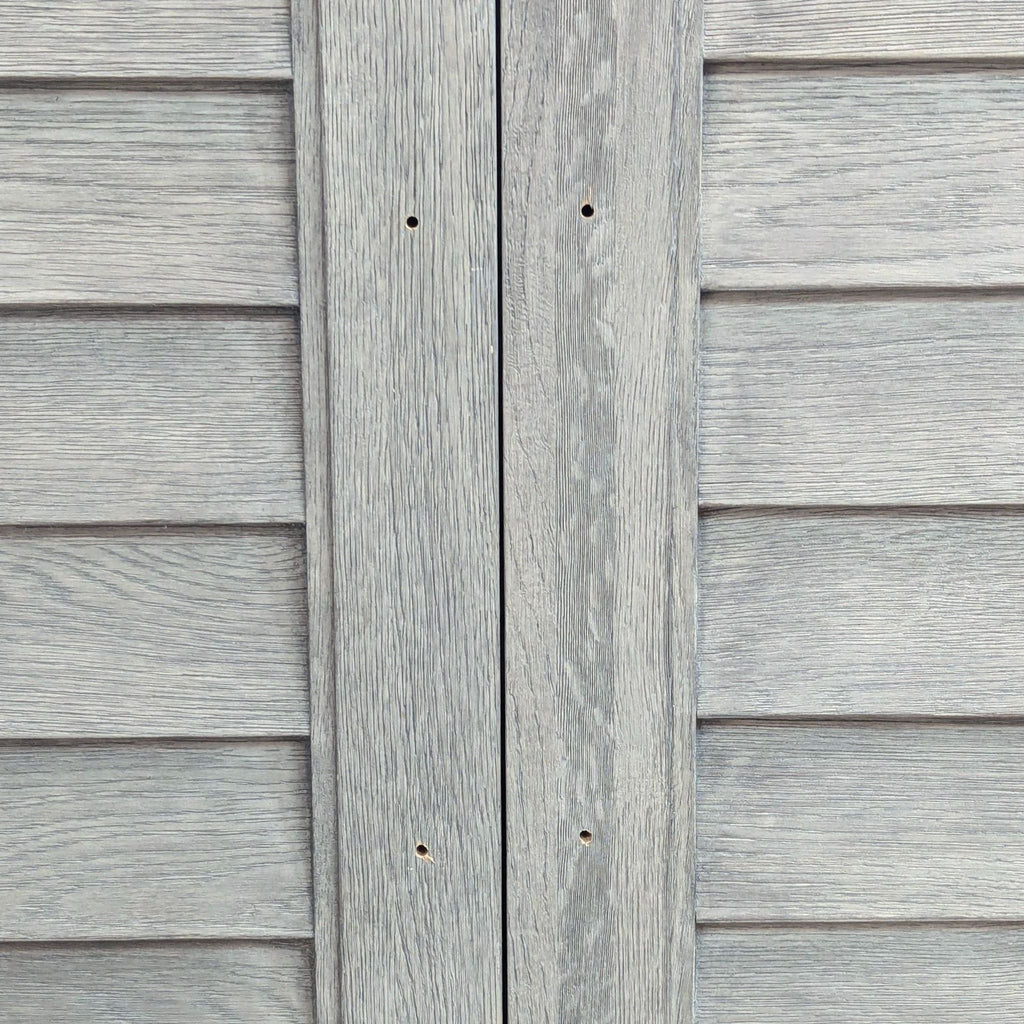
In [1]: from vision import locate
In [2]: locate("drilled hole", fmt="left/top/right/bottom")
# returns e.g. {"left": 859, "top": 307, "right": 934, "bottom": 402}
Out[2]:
{"left": 414, "top": 842, "right": 432, "bottom": 861}
{"left": 580, "top": 203, "right": 595, "bottom": 219}
{"left": 579, "top": 830, "right": 593, "bottom": 845}
{"left": 406, "top": 215, "right": 420, "bottom": 230}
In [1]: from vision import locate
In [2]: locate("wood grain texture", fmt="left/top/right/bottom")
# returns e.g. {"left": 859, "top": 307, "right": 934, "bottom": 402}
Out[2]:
{"left": 0, "top": 1, "right": 292, "bottom": 79}
{"left": 319, "top": 2, "right": 502, "bottom": 1020}
{"left": 0, "top": 313, "right": 303, "bottom": 524}
{"left": 0, "top": 942, "right": 312, "bottom": 1023}
{"left": 503, "top": 1, "right": 700, "bottom": 1020}
{"left": 0, "top": 530, "right": 308, "bottom": 738}
{"left": 702, "top": 71, "right": 1024, "bottom": 289}
{"left": 698, "top": 925, "right": 1024, "bottom": 1023}
{"left": 291, "top": 0, "right": 341, "bottom": 1022}
{"left": 699, "top": 511, "right": 1024, "bottom": 717}
{"left": 705, "top": 1, "right": 1024, "bottom": 61}
{"left": 0, "top": 90, "right": 296, "bottom": 304}
{"left": 0, "top": 742, "right": 312, "bottom": 939}
{"left": 698, "top": 724, "right": 1024, "bottom": 921}
{"left": 700, "top": 294, "right": 1024, "bottom": 506}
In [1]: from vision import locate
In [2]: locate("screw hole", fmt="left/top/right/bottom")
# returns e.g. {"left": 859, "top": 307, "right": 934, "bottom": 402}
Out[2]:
{"left": 414, "top": 842, "right": 432, "bottom": 862}
{"left": 580, "top": 204, "right": 595, "bottom": 219}
{"left": 405, "top": 215, "right": 420, "bottom": 230}
{"left": 579, "top": 830, "right": 593, "bottom": 845}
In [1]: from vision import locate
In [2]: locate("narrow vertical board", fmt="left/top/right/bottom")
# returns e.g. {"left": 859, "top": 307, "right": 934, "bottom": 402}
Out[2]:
{"left": 503, "top": 1, "right": 701, "bottom": 1020}
{"left": 317, "top": 2, "right": 501, "bottom": 1021}
{"left": 291, "top": 0, "right": 341, "bottom": 1021}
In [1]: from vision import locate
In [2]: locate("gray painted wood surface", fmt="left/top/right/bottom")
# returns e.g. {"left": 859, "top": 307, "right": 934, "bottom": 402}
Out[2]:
{"left": 502, "top": 1, "right": 700, "bottom": 1019}
{"left": 0, "top": 313, "right": 303, "bottom": 523}
{"left": 318, "top": 1, "right": 502, "bottom": 1019}
{"left": 702, "top": 70, "right": 1024, "bottom": 289}
{"left": 0, "top": 943, "right": 312, "bottom": 1023}
{"left": 0, "top": 90, "right": 295, "bottom": 304}
{"left": 0, "top": 1, "right": 291, "bottom": 79}
{"left": 0, "top": 530, "right": 308, "bottom": 737}
{"left": 700, "top": 294, "right": 1024, "bottom": 506}
{"left": 290, "top": 0, "right": 341, "bottom": 1021}
{"left": 698, "top": 925, "right": 1024, "bottom": 1023}
{"left": 700, "top": 511, "right": 1024, "bottom": 717}
{"left": 0, "top": 742, "right": 312, "bottom": 939}
{"left": 705, "top": 1, "right": 1024, "bottom": 61}
{"left": 698, "top": 724, "right": 1024, "bottom": 921}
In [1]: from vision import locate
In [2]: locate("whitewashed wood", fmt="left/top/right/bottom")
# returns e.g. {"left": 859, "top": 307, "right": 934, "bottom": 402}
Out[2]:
{"left": 700, "top": 295, "right": 1024, "bottom": 505}
{"left": 503, "top": 1, "right": 700, "bottom": 1020}
{"left": 698, "top": 925, "right": 1024, "bottom": 1023}
{"left": 0, "top": 90, "right": 296, "bottom": 304}
{"left": 0, "top": 942, "right": 312, "bottom": 1023}
{"left": 0, "top": 1, "right": 291, "bottom": 78}
{"left": 0, "top": 530, "right": 308, "bottom": 737}
{"left": 291, "top": 0, "right": 341, "bottom": 1022}
{"left": 0, "top": 313, "right": 303, "bottom": 523}
{"left": 702, "top": 72, "right": 1024, "bottom": 289}
{"left": 705, "top": 1, "right": 1024, "bottom": 60}
{"left": 700, "top": 512, "right": 1024, "bottom": 718}
{"left": 319, "top": 1, "right": 501, "bottom": 1019}
{"left": 698, "top": 724, "right": 1024, "bottom": 921}
{"left": 0, "top": 742, "right": 312, "bottom": 939}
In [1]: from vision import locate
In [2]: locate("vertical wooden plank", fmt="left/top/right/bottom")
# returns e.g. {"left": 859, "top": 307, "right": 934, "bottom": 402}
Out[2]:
{"left": 503, "top": 1, "right": 701, "bottom": 1021}
{"left": 317, "top": 2, "right": 502, "bottom": 1021}
{"left": 291, "top": 2, "right": 341, "bottom": 1023}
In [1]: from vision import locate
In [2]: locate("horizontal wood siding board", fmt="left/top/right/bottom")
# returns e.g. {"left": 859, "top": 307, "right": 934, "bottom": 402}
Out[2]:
{"left": 0, "top": 313, "right": 304, "bottom": 523}
{"left": 698, "top": 925, "right": 1024, "bottom": 1023}
{"left": 0, "top": 1, "right": 292, "bottom": 79}
{"left": 702, "top": 71, "right": 1024, "bottom": 289}
{"left": 699, "top": 295, "right": 1024, "bottom": 506}
{"left": 698, "top": 723, "right": 1024, "bottom": 921}
{"left": 0, "top": 531, "right": 309, "bottom": 738}
{"left": 705, "top": 1, "right": 1024, "bottom": 61}
{"left": 699, "top": 512, "right": 1024, "bottom": 717}
{"left": 0, "top": 942, "right": 312, "bottom": 1023}
{"left": 0, "top": 742, "right": 312, "bottom": 940}
{"left": 0, "top": 90, "right": 296, "bottom": 304}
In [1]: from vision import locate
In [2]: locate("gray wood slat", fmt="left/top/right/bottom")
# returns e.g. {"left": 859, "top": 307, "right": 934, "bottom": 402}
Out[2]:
{"left": 502, "top": 1, "right": 701, "bottom": 1019}
{"left": 698, "top": 724, "right": 1024, "bottom": 921}
{"left": 700, "top": 295, "right": 1024, "bottom": 506}
{"left": 0, "top": 1, "right": 291, "bottom": 79}
{"left": 0, "top": 90, "right": 296, "bottom": 304}
{"left": 0, "top": 742, "right": 312, "bottom": 940}
{"left": 698, "top": 925, "right": 1024, "bottom": 1023}
{"left": 0, "top": 313, "right": 303, "bottom": 523}
{"left": 705, "top": 1, "right": 1024, "bottom": 61}
{"left": 702, "top": 71, "right": 1024, "bottom": 289}
{"left": 0, "top": 943, "right": 312, "bottom": 1023}
{"left": 699, "top": 511, "right": 1024, "bottom": 718}
{"left": 318, "top": 1, "right": 502, "bottom": 1019}
{"left": 0, "top": 530, "right": 308, "bottom": 738}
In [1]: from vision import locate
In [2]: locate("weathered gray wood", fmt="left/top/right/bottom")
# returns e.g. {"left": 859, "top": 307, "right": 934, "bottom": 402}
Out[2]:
{"left": 318, "top": 2, "right": 502, "bottom": 1020}
{"left": 291, "top": 0, "right": 341, "bottom": 1020}
{"left": 0, "top": 1, "right": 291, "bottom": 79}
{"left": 0, "top": 90, "right": 296, "bottom": 304}
{"left": 698, "top": 724, "right": 1024, "bottom": 921}
{"left": 0, "top": 742, "right": 311, "bottom": 939}
{"left": 502, "top": 0, "right": 700, "bottom": 1019}
{"left": 702, "top": 71, "right": 1024, "bottom": 289}
{"left": 0, "top": 530, "right": 308, "bottom": 737}
{"left": 0, "top": 313, "right": 303, "bottom": 523}
{"left": 698, "top": 925, "right": 1024, "bottom": 1023}
{"left": 700, "top": 511, "right": 1024, "bottom": 717}
{"left": 0, "top": 942, "right": 312, "bottom": 1023}
{"left": 700, "top": 295, "right": 1024, "bottom": 506}
{"left": 705, "top": 1, "right": 1024, "bottom": 61}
